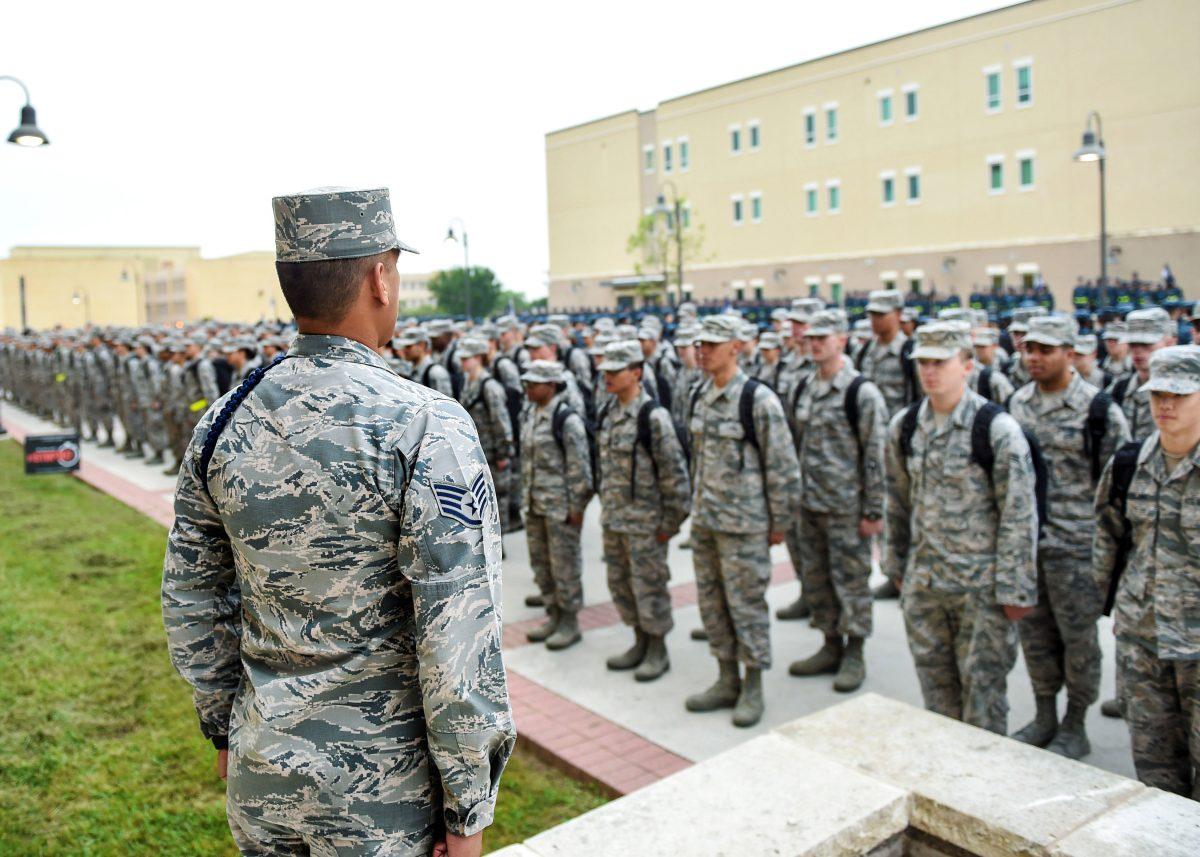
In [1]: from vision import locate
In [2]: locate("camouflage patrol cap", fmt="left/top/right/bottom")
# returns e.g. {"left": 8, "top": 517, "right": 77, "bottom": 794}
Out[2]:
{"left": 395, "top": 328, "right": 430, "bottom": 347}
{"left": 456, "top": 337, "right": 489, "bottom": 359}
{"left": 901, "top": 306, "right": 921, "bottom": 323}
{"left": 788, "top": 298, "right": 825, "bottom": 322}
{"left": 615, "top": 323, "right": 639, "bottom": 339}
{"left": 476, "top": 323, "right": 498, "bottom": 340}
{"left": 806, "top": 310, "right": 849, "bottom": 337}
{"left": 913, "top": 322, "right": 972, "bottom": 360}
{"left": 937, "top": 308, "right": 971, "bottom": 323}
{"left": 759, "top": 331, "right": 782, "bottom": 350}
{"left": 597, "top": 340, "right": 644, "bottom": 372}
{"left": 1102, "top": 321, "right": 1126, "bottom": 341}
{"left": 636, "top": 325, "right": 661, "bottom": 342}
{"left": 520, "top": 359, "right": 566, "bottom": 384}
{"left": 1141, "top": 345, "right": 1200, "bottom": 395}
{"left": 694, "top": 314, "right": 742, "bottom": 343}
{"left": 771, "top": 307, "right": 789, "bottom": 322}
{"left": 972, "top": 327, "right": 1000, "bottom": 346}
{"left": 593, "top": 317, "right": 616, "bottom": 333}
{"left": 738, "top": 321, "right": 759, "bottom": 342}
{"left": 866, "top": 289, "right": 904, "bottom": 314}
{"left": 641, "top": 315, "right": 663, "bottom": 330}
{"left": 272, "top": 186, "right": 418, "bottom": 263}
{"left": 674, "top": 324, "right": 700, "bottom": 346}
{"left": 1123, "top": 307, "right": 1173, "bottom": 345}
{"left": 425, "top": 319, "right": 454, "bottom": 337}
{"left": 525, "top": 324, "right": 561, "bottom": 349}
{"left": 547, "top": 314, "right": 570, "bottom": 328}
{"left": 1024, "top": 314, "right": 1079, "bottom": 348}
{"left": 588, "top": 332, "right": 616, "bottom": 356}
{"left": 1009, "top": 306, "right": 1048, "bottom": 333}
{"left": 1073, "top": 333, "right": 1099, "bottom": 355}
{"left": 495, "top": 314, "right": 522, "bottom": 332}
{"left": 677, "top": 300, "right": 698, "bottom": 317}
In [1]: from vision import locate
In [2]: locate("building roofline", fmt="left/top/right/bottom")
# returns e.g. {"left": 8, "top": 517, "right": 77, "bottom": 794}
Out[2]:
{"left": 6, "top": 244, "right": 201, "bottom": 253}
{"left": 545, "top": 108, "right": 641, "bottom": 139}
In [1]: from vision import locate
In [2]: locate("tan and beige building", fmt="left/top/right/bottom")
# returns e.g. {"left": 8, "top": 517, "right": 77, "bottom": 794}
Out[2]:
{"left": 545, "top": 0, "right": 1200, "bottom": 311}
{"left": 0, "top": 245, "right": 435, "bottom": 330}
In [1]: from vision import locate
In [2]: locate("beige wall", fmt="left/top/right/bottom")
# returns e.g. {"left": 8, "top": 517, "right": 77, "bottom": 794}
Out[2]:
{"left": 185, "top": 252, "right": 284, "bottom": 322}
{"left": 545, "top": 0, "right": 1200, "bottom": 310}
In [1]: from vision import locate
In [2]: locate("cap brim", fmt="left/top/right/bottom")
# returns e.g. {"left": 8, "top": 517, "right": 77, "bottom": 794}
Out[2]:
{"left": 1124, "top": 333, "right": 1165, "bottom": 345}
{"left": 805, "top": 326, "right": 837, "bottom": 337}
{"left": 1023, "top": 332, "right": 1071, "bottom": 347}
{"left": 866, "top": 303, "right": 897, "bottom": 313}
{"left": 694, "top": 333, "right": 732, "bottom": 343}
{"left": 912, "top": 346, "right": 959, "bottom": 360}
{"left": 394, "top": 238, "right": 420, "bottom": 255}
{"left": 1010, "top": 324, "right": 1029, "bottom": 333}
{"left": 597, "top": 360, "right": 632, "bottom": 372}
{"left": 520, "top": 373, "right": 557, "bottom": 383}
{"left": 787, "top": 312, "right": 811, "bottom": 323}
{"left": 1140, "top": 377, "right": 1200, "bottom": 395}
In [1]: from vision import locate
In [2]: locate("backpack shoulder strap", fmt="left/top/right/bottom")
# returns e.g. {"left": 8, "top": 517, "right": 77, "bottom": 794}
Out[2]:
{"left": 739, "top": 378, "right": 762, "bottom": 452}
{"left": 1108, "top": 439, "right": 1145, "bottom": 514}
{"left": 1086, "top": 391, "right": 1113, "bottom": 482}
{"left": 551, "top": 401, "right": 572, "bottom": 452}
{"left": 968, "top": 401, "right": 1004, "bottom": 476}
{"left": 978, "top": 366, "right": 993, "bottom": 400}
{"left": 844, "top": 375, "right": 866, "bottom": 439}
{"left": 635, "top": 399, "right": 657, "bottom": 454}
{"left": 789, "top": 374, "right": 810, "bottom": 415}
{"left": 898, "top": 400, "right": 922, "bottom": 459}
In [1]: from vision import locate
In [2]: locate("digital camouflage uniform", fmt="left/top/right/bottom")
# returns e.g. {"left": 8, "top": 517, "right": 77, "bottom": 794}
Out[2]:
{"left": 857, "top": 330, "right": 911, "bottom": 417}
{"left": 458, "top": 363, "right": 516, "bottom": 535}
{"left": 182, "top": 350, "right": 221, "bottom": 435}
{"left": 968, "top": 362, "right": 1016, "bottom": 406}
{"left": 410, "top": 354, "right": 453, "bottom": 398}
{"left": 519, "top": 377, "right": 593, "bottom": 614}
{"left": 1010, "top": 363, "right": 1130, "bottom": 712}
{"left": 597, "top": 380, "right": 691, "bottom": 638}
{"left": 689, "top": 366, "right": 800, "bottom": 669}
{"left": 887, "top": 377, "right": 1038, "bottom": 734}
{"left": 163, "top": 187, "right": 512, "bottom": 856}
{"left": 792, "top": 359, "right": 887, "bottom": 640}
{"left": 1094, "top": 346, "right": 1200, "bottom": 798}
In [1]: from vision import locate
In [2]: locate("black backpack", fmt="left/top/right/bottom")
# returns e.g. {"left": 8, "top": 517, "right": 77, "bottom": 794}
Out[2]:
{"left": 855, "top": 338, "right": 917, "bottom": 405}
{"left": 1083, "top": 391, "right": 1114, "bottom": 483}
{"left": 491, "top": 355, "right": 526, "bottom": 456}
{"left": 650, "top": 356, "right": 677, "bottom": 410}
{"left": 1101, "top": 439, "right": 1147, "bottom": 616}
{"left": 628, "top": 400, "right": 691, "bottom": 497}
{"left": 551, "top": 401, "right": 598, "bottom": 491}
{"left": 787, "top": 374, "right": 868, "bottom": 456}
{"left": 212, "top": 357, "right": 234, "bottom": 396}
{"left": 688, "top": 377, "right": 776, "bottom": 472}
{"left": 899, "top": 399, "right": 1050, "bottom": 538}
{"left": 976, "top": 366, "right": 994, "bottom": 402}
{"left": 463, "top": 377, "right": 516, "bottom": 451}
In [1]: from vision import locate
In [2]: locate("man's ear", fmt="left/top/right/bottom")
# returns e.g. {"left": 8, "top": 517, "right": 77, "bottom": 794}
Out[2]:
{"left": 369, "top": 260, "right": 392, "bottom": 308}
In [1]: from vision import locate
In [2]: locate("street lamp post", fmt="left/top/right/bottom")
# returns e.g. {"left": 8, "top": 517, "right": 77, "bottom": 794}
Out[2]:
{"left": 1073, "top": 111, "right": 1107, "bottom": 312}
{"left": 71, "top": 291, "right": 91, "bottom": 325}
{"left": 1, "top": 76, "right": 50, "bottom": 147}
{"left": 445, "top": 218, "right": 471, "bottom": 321}
{"left": 654, "top": 182, "right": 684, "bottom": 306}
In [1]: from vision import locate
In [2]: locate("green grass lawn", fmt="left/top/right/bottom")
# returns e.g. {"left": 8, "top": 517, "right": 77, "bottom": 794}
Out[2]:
{"left": 0, "top": 439, "right": 606, "bottom": 855}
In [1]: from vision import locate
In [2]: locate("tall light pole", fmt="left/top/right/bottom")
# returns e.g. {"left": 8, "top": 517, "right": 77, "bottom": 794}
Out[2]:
{"left": 2, "top": 76, "right": 50, "bottom": 147}
{"left": 654, "top": 181, "right": 684, "bottom": 306}
{"left": 1073, "top": 111, "right": 1107, "bottom": 312}
{"left": 71, "top": 290, "right": 91, "bottom": 325}
{"left": 445, "top": 218, "right": 471, "bottom": 321}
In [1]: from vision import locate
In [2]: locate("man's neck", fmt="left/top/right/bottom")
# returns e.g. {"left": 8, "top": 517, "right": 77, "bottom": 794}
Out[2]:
{"left": 1161, "top": 429, "right": 1200, "bottom": 459}
{"left": 877, "top": 329, "right": 898, "bottom": 346}
{"left": 296, "top": 319, "right": 379, "bottom": 351}
{"left": 466, "top": 367, "right": 482, "bottom": 382}
{"left": 818, "top": 354, "right": 844, "bottom": 380}
{"left": 616, "top": 385, "right": 640, "bottom": 406}
{"left": 929, "top": 385, "right": 966, "bottom": 415}
{"left": 1037, "top": 369, "right": 1072, "bottom": 393}
{"left": 711, "top": 362, "right": 738, "bottom": 389}
{"left": 1137, "top": 367, "right": 1150, "bottom": 383}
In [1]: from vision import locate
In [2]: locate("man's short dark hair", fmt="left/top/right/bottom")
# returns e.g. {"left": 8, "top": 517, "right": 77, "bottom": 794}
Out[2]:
{"left": 275, "top": 249, "right": 395, "bottom": 323}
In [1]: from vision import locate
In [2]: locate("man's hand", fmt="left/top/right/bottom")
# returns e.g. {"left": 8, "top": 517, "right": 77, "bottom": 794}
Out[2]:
{"left": 432, "top": 831, "right": 483, "bottom": 857}
{"left": 858, "top": 517, "right": 884, "bottom": 538}
{"left": 566, "top": 512, "right": 583, "bottom": 527}
{"left": 216, "top": 749, "right": 228, "bottom": 781}
{"left": 1003, "top": 604, "right": 1034, "bottom": 622}
{"left": 768, "top": 530, "right": 785, "bottom": 546}
{"left": 655, "top": 531, "right": 673, "bottom": 544}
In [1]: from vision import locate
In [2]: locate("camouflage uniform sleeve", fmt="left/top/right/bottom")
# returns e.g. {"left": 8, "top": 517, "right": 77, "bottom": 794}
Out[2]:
{"left": 483, "top": 379, "right": 514, "bottom": 460}
{"left": 1092, "top": 456, "right": 1122, "bottom": 599}
{"left": 650, "top": 407, "right": 691, "bottom": 534}
{"left": 161, "top": 418, "right": 241, "bottom": 746}
{"left": 431, "top": 365, "right": 454, "bottom": 399}
{"left": 393, "top": 399, "right": 515, "bottom": 837}
{"left": 563, "top": 412, "right": 593, "bottom": 518}
{"left": 989, "top": 414, "right": 1038, "bottom": 606}
{"left": 1101, "top": 402, "right": 1132, "bottom": 471}
{"left": 883, "top": 413, "right": 911, "bottom": 583}
{"left": 753, "top": 387, "right": 801, "bottom": 533}
{"left": 857, "top": 382, "right": 889, "bottom": 519}
{"left": 990, "top": 370, "right": 1015, "bottom": 406}
{"left": 198, "top": 360, "right": 220, "bottom": 402}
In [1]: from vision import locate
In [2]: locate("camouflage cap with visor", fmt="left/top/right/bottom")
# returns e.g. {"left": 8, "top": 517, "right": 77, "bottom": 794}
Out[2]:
{"left": 1141, "top": 345, "right": 1200, "bottom": 395}
{"left": 272, "top": 186, "right": 418, "bottom": 263}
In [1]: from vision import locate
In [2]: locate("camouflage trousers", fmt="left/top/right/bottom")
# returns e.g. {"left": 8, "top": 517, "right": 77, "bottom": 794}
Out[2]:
{"left": 797, "top": 510, "right": 873, "bottom": 639}
{"left": 782, "top": 515, "right": 808, "bottom": 602}
{"left": 902, "top": 587, "right": 1018, "bottom": 735}
{"left": 691, "top": 526, "right": 772, "bottom": 669}
{"left": 602, "top": 528, "right": 674, "bottom": 637}
{"left": 1018, "top": 551, "right": 1102, "bottom": 707}
{"left": 491, "top": 463, "right": 512, "bottom": 535}
{"left": 526, "top": 511, "right": 583, "bottom": 613}
{"left": 144, "top": 403, "right": 168, "bottom": 454}
{"left": 1118, "top": 637, "right": 1199, "bottom": 798}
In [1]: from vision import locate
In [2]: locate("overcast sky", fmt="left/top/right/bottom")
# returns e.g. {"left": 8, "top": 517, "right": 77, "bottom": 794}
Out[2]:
{"left": 2, "top": 0, "right": 1014, "bottom": 298}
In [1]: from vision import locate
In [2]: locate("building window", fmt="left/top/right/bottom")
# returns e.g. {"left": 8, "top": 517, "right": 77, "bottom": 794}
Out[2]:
{"left": 902, "top": 84, "right": 919, "bottom": 120}
{"left": 1018, "top": 150, "right": 1035, "bottom": 190}
{"left": 826, "top": 179, "right": 841, "bottom": 213}
{"left": 678, "top": 137, "right": 690, "bottom": 171}
{"left": 730, "top": 125, "right": 742, "bottom": 154}
{"left": 681, "top": 203, "right": 692, "bottom": 228}
{"left": 905, "top": 167, "right": 921, "bottom": 203}
{"left": 804, "top": 183, "right": 818, "bottom": 215}
{"left": 750, "top": 191, "right": 763, "bottom": 223}
{"left": 987, "top": 155, "right": 1004, "bottom": 194}
{"left": 731, "top": 194, "right": 744, "bottom": 224}
{"left": 662, "top": 141, "right": 673, "bottom": 173}
{"left": 1015, "top": 59, "right": 1033, "bottom": 106}
{"left": 881, "top": 171, "right": 896, "bottom": 206}
{"left": 732, "top": 280, "right": 746, "bottom": 301}
{"left": 984, "top": 65, "right": 1002, "bottom": 113}
{"left": 879, "top": 90, "right": 894, "bottom": 125}
{"left": 909, "top": 276, "right": 923, "bottom": 293}
{"left": 824, "top": 103, "right": 838, "bottom": 142}
{"left": 804, "top": 108, "right": 816, "bottom": 147}
{"left": 748, "top": 120, "right": 761, "bottom": 150}
{"left": 643, "top": 145, "right": 654, "bottom": 173}
{"left": 751, "top": 279, "right": 765, "bottom": 301}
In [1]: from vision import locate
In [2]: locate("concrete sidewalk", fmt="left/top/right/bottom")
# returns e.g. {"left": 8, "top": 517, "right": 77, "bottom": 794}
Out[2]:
{"left": 1, "top": 399, "right": 1138, "bottom": 790}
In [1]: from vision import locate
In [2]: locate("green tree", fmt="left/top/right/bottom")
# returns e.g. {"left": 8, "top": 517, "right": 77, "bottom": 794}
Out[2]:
{"left": 427, "top": 266, "right": 504, "bottom": 318}
{"left": 626, "top": 201, "right": 707, "bottom": 304}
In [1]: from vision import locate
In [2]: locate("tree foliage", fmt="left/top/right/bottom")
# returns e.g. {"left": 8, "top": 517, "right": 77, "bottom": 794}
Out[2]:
{"left": 626, "top": 202, "right": 707, "bottom": 302}
{"left": 428, "top": 266, "right": 504, "bottom": 318}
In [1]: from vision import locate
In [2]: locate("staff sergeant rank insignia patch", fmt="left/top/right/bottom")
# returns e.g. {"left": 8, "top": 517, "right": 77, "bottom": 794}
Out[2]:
{"left": 433, "top": 471, "right": 491, "bottom": 527}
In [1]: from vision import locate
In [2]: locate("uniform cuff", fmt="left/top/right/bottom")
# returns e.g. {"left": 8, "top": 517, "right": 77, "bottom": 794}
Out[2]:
{"left": 209, "top": 734, "right": 229, "bottom": 750}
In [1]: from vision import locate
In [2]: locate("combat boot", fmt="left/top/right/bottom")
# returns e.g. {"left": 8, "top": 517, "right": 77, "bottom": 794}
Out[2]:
{"left": 775, "top": 596, "right": 811, "bottom": 621}
{"left": 732, "top": 667, "right": 764, "bottom": 727}
{"left": 833, "top": 636, "right": 866, "bottom": 692}
{"left": 1046, "top": 701, "right": 1091, "bottom": 760}
{"left": 1012, "top": 695, "right": 1059, "bottom": 747}
{"left": 690, "top": 628, "right": 708, "bottom": 641}
{"left": 545, "top": 612, "right": 581, "bottom": 651}
{"left": 685, "top": 660, "right": 741, "bottom": 712}
{"left": 606, "top": 629, "right": 648, "bottom": 671}
{"left": 1099, "top": 698, "right": 1124, "bottom": 719}
{"left": 872, "top": 579, "right": 900, "bottom": 600}
{"left": 98, "top": 436, "right": 115, "bottom": 448}
{"left": 789, "top": 635, "right": 843, "bottom": 677}
{"left": 634, "top": 635, "right": 669, "bottom": 682}
{"left": 162, "top": 462, "right": 179, "bottom": 477}
{"left": 524, "top": 593, "right": 545, "bottom": 608}
{"left": 524, "top": 606, "right": 560, "bottom": 643}
{"left": 146, "top": 451, "right": 164, "bottom": 465}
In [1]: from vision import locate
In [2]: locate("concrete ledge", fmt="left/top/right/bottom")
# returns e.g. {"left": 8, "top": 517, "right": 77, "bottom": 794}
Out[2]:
{"left": 1050, "top": 788, "right": 1200, "bottom": 857}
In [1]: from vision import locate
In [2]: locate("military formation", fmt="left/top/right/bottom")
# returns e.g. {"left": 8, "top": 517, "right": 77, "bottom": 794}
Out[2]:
{"left": 4, "top": 249, "right": 1199, "bottom": 839}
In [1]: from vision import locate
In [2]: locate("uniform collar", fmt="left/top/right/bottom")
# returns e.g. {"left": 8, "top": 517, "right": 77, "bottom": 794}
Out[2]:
{"left": 288, "top": 334, "right": 392, "bottom": 373}
{"left": 705, "top": 368, "right": 748, "bottom": 404}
